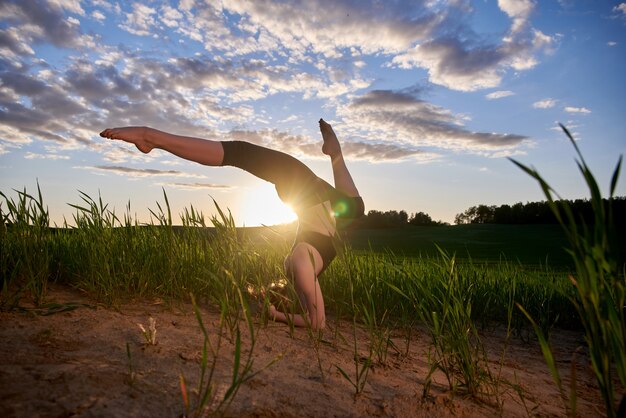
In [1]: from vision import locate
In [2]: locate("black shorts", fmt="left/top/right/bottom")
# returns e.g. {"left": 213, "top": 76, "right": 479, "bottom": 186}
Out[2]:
{"left": 294, "top": 231, "right": 337, "bottom": 275}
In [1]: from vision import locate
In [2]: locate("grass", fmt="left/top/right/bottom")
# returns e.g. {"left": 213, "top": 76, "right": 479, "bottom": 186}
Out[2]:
{"left": 0, "top": 186, "right": 576, "bottom": 408}
{"left": 511, "top": 124, "right": 625, "bottom": 417}
{"left": 180, "top": 292, "right": 281, "bottom": 417}
{"left": 1, "top": 187, "right": 579, "bottom": 332}
{"left": 2, "top": 125, "right": 624, "bottom": 414}
{"left": 335, "top": 251, "right": 373, "bottom": 395}
{"left": 346, "top": 223, "right": 575, "bottom": 268}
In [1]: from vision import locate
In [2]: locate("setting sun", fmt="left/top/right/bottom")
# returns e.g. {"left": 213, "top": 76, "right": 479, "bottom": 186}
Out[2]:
{"left": 240, "top": 182, "right": 298, "bottom": 226}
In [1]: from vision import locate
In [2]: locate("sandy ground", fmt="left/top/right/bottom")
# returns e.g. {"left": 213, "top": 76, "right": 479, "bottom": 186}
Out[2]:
{"left": 0, "top": 285, "right": 605, "bottom": 417}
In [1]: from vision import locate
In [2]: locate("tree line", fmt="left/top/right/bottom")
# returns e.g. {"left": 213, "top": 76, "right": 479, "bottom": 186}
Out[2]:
{"left": 350, "top": 197, "right": 625, "bottom": 228}
{"left": 351, "top": 209, "right": 447, "bottom": 228}
{"left": 454, "top": 197, "right": 625, "bottom": 225}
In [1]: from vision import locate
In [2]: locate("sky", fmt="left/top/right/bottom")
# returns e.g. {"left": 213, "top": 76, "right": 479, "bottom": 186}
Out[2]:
{"left": 1, "top": 0, "right": 625, "bottom": 227}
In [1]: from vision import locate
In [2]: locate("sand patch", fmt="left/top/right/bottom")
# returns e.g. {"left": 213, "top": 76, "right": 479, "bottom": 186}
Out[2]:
{"left": 0, "top": 285, "right": 604, "bottom": 417}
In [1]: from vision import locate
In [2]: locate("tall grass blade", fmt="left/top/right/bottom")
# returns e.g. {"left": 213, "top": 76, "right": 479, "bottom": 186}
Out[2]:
{"left": 512, "top": 124, "right": 625, "bottom": 417}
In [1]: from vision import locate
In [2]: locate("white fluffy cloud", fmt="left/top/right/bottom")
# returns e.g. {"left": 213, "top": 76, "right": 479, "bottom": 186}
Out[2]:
{"left": 564, "top": 106, "right": 591, "bottom": 114}
{"left": 120, "top": 3, "right": 158, "bottom": 37}
{"left": 158, "top": 182, "right": 232, "bottom": 191}
{"left": 391, "top": 0, "right": 552, "bottom": 91}
{"left": 392, "top": 39, "right": 504, "bottom": 91}
{"left": 498, "top": 0, "right": 535, "bottom": 34}
{"left": 0, "top": 0, "right": 535, "bottom": 171}
{"left": 338, "top": 89, "right": 529, "bottom": 158}
{"left": 486, "top": 90, "right": 515, "bottom": 100}
{"left": 222, "top": 0, "right": 439, "bottom": 56}
{"left": 613, "top": 3, "right": 626, "bottom": 15}
{"left": 83, "top": 165, "right": 208, "bottom": 179}
{"left": 533, "top": 98, "right": 556, "bottom": 109}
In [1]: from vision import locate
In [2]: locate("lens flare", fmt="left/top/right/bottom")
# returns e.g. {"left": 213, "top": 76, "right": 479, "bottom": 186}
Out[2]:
{"left": 241, "top": 182, "right": 297, "bottom": 226}
{"left": 333, "top": 199, "right": 349, "bottom": 217}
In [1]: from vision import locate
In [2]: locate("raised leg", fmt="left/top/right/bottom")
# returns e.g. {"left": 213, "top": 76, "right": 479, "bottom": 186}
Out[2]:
{"left": 319, "top": 119, "right": 360, "bottom": 197}
{"left": 100, "top": 126, "right": 224, "bottom": 166}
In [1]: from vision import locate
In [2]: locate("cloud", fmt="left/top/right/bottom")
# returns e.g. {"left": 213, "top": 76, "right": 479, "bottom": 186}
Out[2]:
{"left": 392, "top": 38, "right": 505, "bottom": 91}
{"left": 222, "top": 0, "right": 441, "bottom": 57}
{"left": 498, "top": 0, "right": 535, "bottom": 34}
{"left": 391, "top": 30, "right": 553, "bottom": 92}
{"left": 1, "top": 51, "right": 333, "bottom": 168}
{"left": 612, "top": 4, "right": 626, "bottom": 26}
{"left": 613, "top": 3, "right": 626, "bottom": 16}
{"left": 158, "top": 182, "right": 232, "bottom": 191}
{"left": 0, "top": 0, "right": 91, "bottom": 52}
{"left": 84, "top": 165, "right": 208, "bottom": 179}
{"left": 338, "top": 89, "right": 529, "bottom": 157}
{"left": 533, "top": 98, "right": 556, "bottom": 109}
{"left": 0, "top": 1, "right": 539, "bottom": 169}
{"left": 564, "top": 106, "right": 591, "bottom": 114}
{"left": 165, "top": 87, "right": 529, "bottom": 163}
{"left": 0, "top": 53, "right": 290, "bottom": 154}
{"left": 161, "top": 5, "right": 183, "bottom": 28}
{"left": 0, "top": 124, "right": 34, "bottom": 145}
{"left": 47, "top": 0, "right": 85, "bottom": 16}
{"left": 486, "top": 90, "right": 514, "bottom": 100}
{"left": 120, "top": 3, "right": 158, "bottom": 37}
{"left": 340, "top": 141, "right": 440, "bottom": 164}
{"left": 98, "top": 0, "right": 551, "bottom": 93}
{"left": 92, "top": 10, "right": 106, "bottom": 22}
{"left": 101, "top": 145, "right": 147, "bottom": 164}
{"left": 550, "top": 120, "right": 580, "bottom": 132}
{"left": 217, "top": 126, "right": 436, "bottom": 163}
{"left": 0, "top": 66, "right": 96, "bottom": 148}
{"left": 390, "top": 0, "right": 553, "bottom": 91}
{"left": 25, "top": 152, "right": 70, "bottom": 160}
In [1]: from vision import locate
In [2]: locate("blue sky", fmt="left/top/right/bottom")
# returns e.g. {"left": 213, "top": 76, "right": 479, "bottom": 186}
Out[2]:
{"left": 1, "top": 0, "right": 625, "bottom": 226}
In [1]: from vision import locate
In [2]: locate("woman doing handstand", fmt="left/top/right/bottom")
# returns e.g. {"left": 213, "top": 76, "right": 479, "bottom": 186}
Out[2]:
{"left": 100, "top": 119, "right": 364, "bottom": 330}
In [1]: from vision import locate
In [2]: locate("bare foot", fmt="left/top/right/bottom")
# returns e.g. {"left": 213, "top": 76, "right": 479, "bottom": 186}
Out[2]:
{"left": 319, "top": 118, "right": 341, "bottom": 158}
{"left": 99, "top": 126, "right": 152, "bottom": 154}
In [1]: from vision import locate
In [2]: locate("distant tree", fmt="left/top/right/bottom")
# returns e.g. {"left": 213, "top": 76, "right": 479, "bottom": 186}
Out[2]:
{"left": 454, "top": 211, "right": 470, "bottom": 225}
{"left": 358, "top": 209, "right": 445, "bottom": 228}
{"left": 454, "top": 204, "right": 495, "bottom": 224}
{"left": 360, "top": 209, "right": 408, "bottom": 228}
{"left": 493, "top": 204, "right": 513, "bottom": 224}
{"left": 454, "top": 197, "right": 625, "bottom": 225}
{"left": 363, "top": 210, "right": 386, "bottom": 228}
{"left": 511, "top": 202, "right": 524, "bottom": 223}
{"left": 352, "top": 197, "right": 624, "bottom": 229}
{"left": 409, "top": 211, "right": 433, "bottom": 226}
{"left": 387, "top": 210, "right": 408, "bottom": 226}
{"left": 409, "top": 211, "right": 447, "bottom": 226}
{"left": 475, "top": 204, "right": 496, "bottom": 223}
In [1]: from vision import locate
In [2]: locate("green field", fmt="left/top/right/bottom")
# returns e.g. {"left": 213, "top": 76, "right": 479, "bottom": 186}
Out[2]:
{"left": 344, "top": 224, "right": 573, "bottom": 268}
{"left": 4, "top": 127, "right": 623, "bottom": 414}
{"left": 2, "top": 186, "right": 625, "bottom": 415}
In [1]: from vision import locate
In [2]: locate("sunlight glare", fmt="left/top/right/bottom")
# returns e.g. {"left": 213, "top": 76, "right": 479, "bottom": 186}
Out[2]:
{"left": 241, "top": 182, "right": 297, "bottom": 226}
